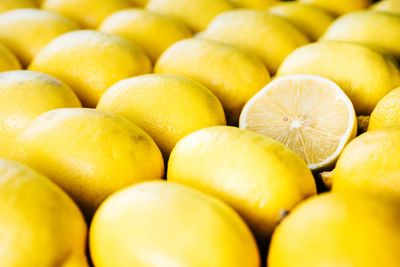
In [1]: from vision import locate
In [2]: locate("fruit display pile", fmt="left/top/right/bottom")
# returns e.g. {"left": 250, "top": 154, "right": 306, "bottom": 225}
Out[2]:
{"left": 1, "top": 0, "right": 399, "bottom": 266}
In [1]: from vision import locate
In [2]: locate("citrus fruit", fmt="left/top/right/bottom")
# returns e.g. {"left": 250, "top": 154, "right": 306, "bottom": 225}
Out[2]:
{"left": 99, "top": 9, "right": 191, "bottom": 62}
{"left": 42, "top": 0, "right": 132, "bottom": 29}
{"left": 277, "top": 41, "right": 400, "bottom": 115}
{"left": 0, "top": 159, "right": 88, "bottom": 267}
{"left": 268, "top": 2, "right": 335, "bottom": 41}
{"left": 13, "top": 108, "right": 164, "bottom": 217}
{"left": 0, "top": 43, "right": 21, "bottom": 71}
{"left": 298, "top": 0, "right": 372, "bottom": 15}
{"left": 269, "top": 193, "right": 400, "bottom": 267}
{"left": 0, "top": 70, "right": 80, "bottom": 158}
{"left": 29, "top": 30, "right": 151, "bottom": 108}
{"left": 0, "top": 0, "right": 36, "bottom": 13}
{"left": 240, "top": 74, "right": 357, "bottom": 171}
{"left": 332, "top": 128, "right": 400, "bottom": 201}
{"left": 167, "top": 126, "right": 316, "bottom": 239}
{"left": 371, "top": 0, "right": 400, "bottom": 15}
{"left": 97, "top": 74, "right": 226, "bottom": 158}
{"left": 228, "top": 0, "right": 277, "bottom": 9}
{"left": 368, "top": 87, "right": 400, "bottom": 130}
{"left": 90, "top": 181, "right": 260, "bottom": 267}
{"left": 199, "top": 10, "right": 309, "bottom": 74}
{"left": 129, "top": 0, "right": 147, "bottom": 6}
{"left": 155, "top": 38, "right": 270, "bottom": 124}
{"left": 0, "top": 8, "right": 79, "bottom": 67}
{"left": 147, "top": 0, "right": 233, "bottom": 32}
{"left": 321, "top": 11, "right": 400, "bottom": 59}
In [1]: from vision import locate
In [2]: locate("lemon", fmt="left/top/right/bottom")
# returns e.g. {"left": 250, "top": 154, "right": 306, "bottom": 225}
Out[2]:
{"left": 277, "top": 41, "right": 400, "bottom": 115}
{"left": 167, "top": 126, "right": 316, "bottom": 239}
{"left": 99, "top": 9, "right": 191, "bottom": 62}
{"left": 29, "top": 30, "right": 151, "bottom": 108}
{"left": 332, "top": 129, "right": 400, "bottom": 201}
{"left": 0, "top": 70, "right": 80, "bottom": 159}
{"left": 0, "top": 9, "right": 79, "bottom": 67}
{"left": 130, "top": 0, "right": 147, "bottom": 6}
{"left": 13, "top": 108, "right": 164, "bottom": 217}
{"left": 368, "top": 87, "right": 400, "bottom": 130}
{"left": 228, "top": 0, "right": 277, "bottom": 9}
{"left": 42, "top": 0, "right": 132, "bottom": 29}
{"left": 97, "top": 74, "right": 226, "bottom": 158}
{"left": 321, "top": 11, "right": 400, "bottom": 59}
{"left": 268, "top": 2, "right": 335, "bottom": 41}
{"left": 0, "top": 159, "right": 88, "bottom": 267}
{"left": 372, "top": 0, "right": 400, "bottom": 15}
{"left": 155, "top": 38, "right": 270, "bottom": 124}
{"left": 90, "top": 181, "right": 260, "bottom": 267}
{"left": 200, "top": 10, "right": 309, "bottom": 74}
{"left": 0, "top": 43, "right": 21, "bottom": 71}
{"left": 240, "top": 75, "right": 357, "bottom": 171}
{"left": 0, "top": 0, "right": 36, "bottom": 13}
{"left": 146, "top": 0, "right": 233, "bottom": 32}
{"left": 268, "top": 193, "right": 400, "bottom": 267}
{"left": 298, "top": 0, "right": 372, "bottom": 15}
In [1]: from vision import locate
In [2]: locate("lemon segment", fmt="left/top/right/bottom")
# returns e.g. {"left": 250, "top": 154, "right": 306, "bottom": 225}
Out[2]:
{"left": 240, "top": 75, "right": 356, "bottom": 170}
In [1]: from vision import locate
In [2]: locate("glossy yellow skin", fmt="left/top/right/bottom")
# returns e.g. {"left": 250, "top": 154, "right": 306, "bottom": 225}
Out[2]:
{"left": 97, "top": 74, "right": 226, "bottom": 158}
{"left": 0, "top": 70, "right": 80, "bottom": 158}
{"left": 99, "top": 9, "right": 191, "bottom": 62}
{"left": 0, "top": 9, "right": 79, "bottom": 67}
{"left": 200, "top": 10, "right": 309, "bottom": 74}
{"left": 268, "top": 2, "right": 335, "bottom": 41}
{"left": 299, "top": 0, "right": 372, "bottom": 15}
{"left": 0, "top": 43, "right": 21, "bottom": 71}
{"left": 228, "top": 0, "right": 277, "bottom": 9}
{"left": 29, "top": 30, "right": 151, "bottom": 108}
{"left": 321, "top": 11, "right": 400, "bottom": 59}
{"left": 269, "top": 193, "right": 400, "bottom": 267}
{"left": 332, "top": 129, "right": 400, "bottom": 201}
{"left": 155, "top": 38, "right": 270, "bottom": 124}
{"left": 90, "top": 181, "right": 260, "bottom": 267}
{"left": 42, "top": 0, "right": 132, "bottom": 29}
{"left": 0, "top": 0, "right": 36, "bottom": 13}
{"left": 0, "top": 159, "right": 88, "bottom": 267}
{"left": 168, "top": 126, "right": 316, "bottom": 239}
{"left": 369, "top": 87, "right": 400, "bottom": 130}
{"left": 147, "top": 0, "right": 233, "bottom": 32}
{"left": 13, "top": 108, "right": 164, "bottom": 217}
{"left": 277, "top": 41, "right": 400, "bottom": 115}
{"left": 372, "top": 0, "right": 400, "bottom": 15}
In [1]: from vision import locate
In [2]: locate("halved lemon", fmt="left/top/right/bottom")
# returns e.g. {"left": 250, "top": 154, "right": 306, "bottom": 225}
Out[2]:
{"left": 239, "top": 74, "right": 357, "bottom": 171}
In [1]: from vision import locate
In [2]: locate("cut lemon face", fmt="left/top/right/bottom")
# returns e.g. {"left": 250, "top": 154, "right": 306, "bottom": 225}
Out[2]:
{"left": 239, "top": 74, "right": 357, "bottom": 171}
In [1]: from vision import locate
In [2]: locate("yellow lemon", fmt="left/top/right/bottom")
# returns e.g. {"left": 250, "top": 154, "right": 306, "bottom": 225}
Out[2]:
{"left": 0, "top": 159, "right": 88, "bottom": 267}
{"left": 277, "top": 41, "right": 400, "bottom": 115}
{"left": 268, "top": 193, "right": 400, "bottom": 267}
{"left": 368, "top": 87, "right": 400, "bottom": 130}
{"left": 42, "top": 0, "right": 132, "bottom": 29}
{"left": 155, "top": 38, "right": 270, "bottom": 124}
{"left": 321, "top": 11, "right": 400, "bottom": 59}
{"left": 268, "top": 2, "right": 335, "bottom": 41}
{"left": 99, "top": 9, "right": 191, "bottom": 62}
{"left": 0, "top": 0, "right": 36, "bottom": 13}
{"left": 168, "top": 126, "right": 316, "bottom": 239}
{"left": 228, "top": 0, "right": 277, "bottom": 9}
{"left": 332, "top": 129, "right": 400, "bottom": 201}
{"left": 13, "top": 108, "right": 164, "bottom": 217}
{"left": 0, "top": 70, "right": 80, "bottom": 158}
{"left": 0, "top": 9, "right": 79, "bottom": 67}
{"left": 0, "top": 43, "right": 21, "bottom": 71}
{"left": 97, "top": 74, "right": 226, "bottom": 158}
{"left": 240, "top": 75, "right": 357, "bottom": 171}
{"left": 146, "top": 0, "right": 233, "bottom": 32}
{"left": 199, "top": 10, "right": 309, "bottom": 74}
{"left": 90, "top": 181, "right": 260, "bottom": 267}
{"left": 298, "top": 0, "right": 372, "bottom": 15}
{"left": 129, "top": 0, "right": 147, "bottom": 6}
{"left": 372, "top": 0, "right": 400, "bottom": 14}
{"left": 29, "top": 30, "right": 151, "bottom": 108}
